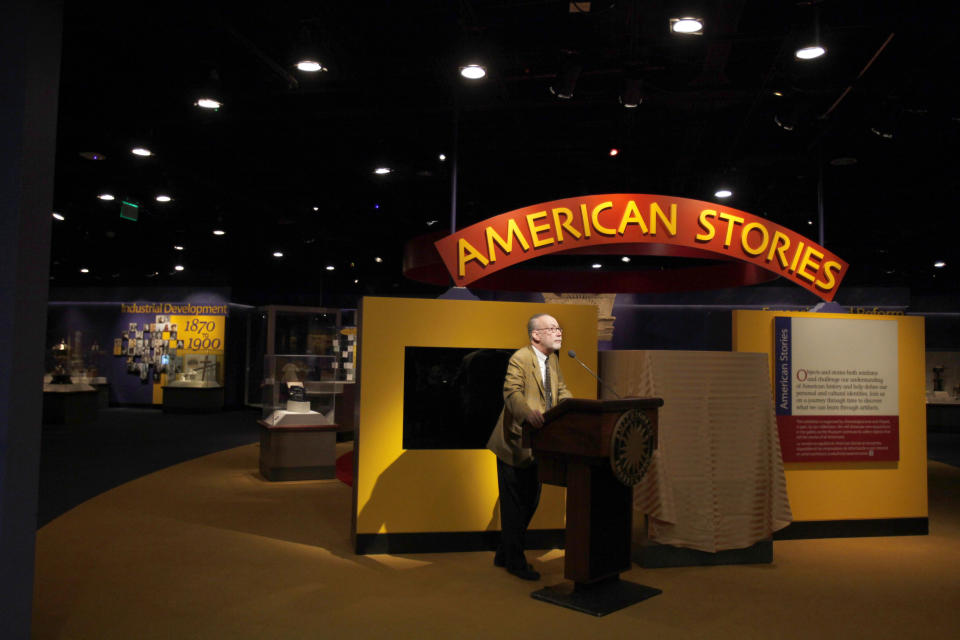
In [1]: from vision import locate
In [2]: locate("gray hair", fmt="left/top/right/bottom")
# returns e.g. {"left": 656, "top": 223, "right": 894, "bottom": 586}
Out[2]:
{"left": 527, "top": 313, "right": 549, "bottom": 337}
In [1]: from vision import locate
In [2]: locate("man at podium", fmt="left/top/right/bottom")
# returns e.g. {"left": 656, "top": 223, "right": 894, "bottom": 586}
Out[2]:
{"left": 487, "top": 313, "right": 572, "bottom": 580}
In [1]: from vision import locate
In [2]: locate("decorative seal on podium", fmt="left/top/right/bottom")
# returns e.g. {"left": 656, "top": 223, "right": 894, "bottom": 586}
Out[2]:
{"left": 610, "top": 409, "right": 655, "bottom": 486}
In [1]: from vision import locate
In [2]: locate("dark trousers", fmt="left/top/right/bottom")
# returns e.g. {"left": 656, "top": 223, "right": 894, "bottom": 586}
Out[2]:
{"left": 496, "top": 458, "right": 541, "bottom": 570}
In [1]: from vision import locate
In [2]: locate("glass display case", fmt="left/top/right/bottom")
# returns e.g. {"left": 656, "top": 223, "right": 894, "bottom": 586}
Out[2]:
{"left": 166, "top": 352, "right": 223, "bottom": 388}
{"left": 261, "top": 348, "right": 355, "bottom": 426}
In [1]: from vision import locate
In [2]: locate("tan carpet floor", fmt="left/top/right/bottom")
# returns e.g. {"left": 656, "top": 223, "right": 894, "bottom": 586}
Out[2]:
{"left": 33, "top": 443, "right": 960, "bottom": 639}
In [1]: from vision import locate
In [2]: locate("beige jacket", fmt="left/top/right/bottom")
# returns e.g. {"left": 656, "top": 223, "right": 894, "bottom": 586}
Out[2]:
{"left": 486, "top": 345, "right": 571, "bottom": 467}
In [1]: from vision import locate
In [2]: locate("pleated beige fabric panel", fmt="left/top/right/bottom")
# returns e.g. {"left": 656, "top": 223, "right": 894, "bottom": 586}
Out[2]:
{"left": 600, "top": 350, "right": 793, "bottom": 552}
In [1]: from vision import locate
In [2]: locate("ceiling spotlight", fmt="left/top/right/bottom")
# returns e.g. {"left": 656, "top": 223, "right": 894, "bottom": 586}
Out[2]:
{"left": 795, "top": 45, "right": 826, "bottom": 60}
{"left": 591, "top": 263, "right": 602, "bottom": 269}
{"left": 354, "top": 279, "right": 359, "bottom": 284}
{"left": 670, "top": 17, "right": 704, "bottom": 34}
{"left": 173, "top": 245, "right": 184, "bottom": 251}
{"left": 374, "top": 167, "right": 392, "bottom": 175}
{"left": 273, "top": 251, "right": 284, "bottom": 258}
{"left": 934, "top": 261, "right": 946, "bottom": 268}
{"left": 549, "top": 52, "right": 581, "bottom": 99}
{"left": 97, "top": 193, "right": 115, "bottom": 201}
{"left": 621, "top": 256, "right": 631, "bottom": 263}
{"left": 131, "top": 147, "right": 153, "bottom": 157}
{"left": 807, "top": 220, "right": 814, "bottom": 225}
{"left": 325, "top": 265, "right": 335, "bottom": 271}
{"left": 79, "top": 151, "right": 106, "bottom": 161}
{"left": 174, "top": 265, "right": 185, "bottom": 272}
{"left": 714, "top": 189, "right": 733, "bottom": 199}
{"left": 772, "top": 90, "right": 784, "bottom": 97}
{"left": 620, "top": 76, "right": 643, "bottom": 108}
{"left": 609, "top": 148, "right": 619, "bottom": 157}
{"left": 296, "top": 60, "right": 325, "bottom": 72}
{"left": 195, "top": 98, "right": 222, "bottom": 110}
{"left": 313, "top": 206, "right": 319, "bottom": 211}
{"left": 439, "top": 153, "right": 447, "bottom": 161}
{"left": 374, "top": 256, "right": 383, "bottom": 263}
{"left": 155, "top": 195, "right": 172, "bottom": 202}
{"left": 80, "top": 268, "right": 90, "bottom": 273}
{"left": 460, "top": 64, "right": 486, "bottom": 80}
{"left": 212, "top": 229, "right": 225, "bottom": 236}
{"left": 774, "top": 113, "right": 797, "bottom": 132}
{"left": 52, "top": 212, "right": 65, "bottom": 221}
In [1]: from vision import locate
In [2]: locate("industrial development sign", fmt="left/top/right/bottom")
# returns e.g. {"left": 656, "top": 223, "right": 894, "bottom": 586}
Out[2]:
{"left": 434, "top": 194, "right": 848, "bottom": 301}
{"left": 774, "top": 316, "right": 899, "bottom": 462}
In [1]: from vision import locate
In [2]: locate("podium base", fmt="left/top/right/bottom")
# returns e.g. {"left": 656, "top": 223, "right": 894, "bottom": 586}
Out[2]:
{"left": 531, "top": 576, "right": 661, "bottom": 617}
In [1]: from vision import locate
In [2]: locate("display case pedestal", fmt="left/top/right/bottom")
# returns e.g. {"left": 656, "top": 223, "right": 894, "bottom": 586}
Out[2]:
{"left": 257, "top": 420, "right": 338, "bottom": 481}
{"left": 162, "top": 384, "right": 224, "bottom": 413}
{"left": 42, "top": 384, "right": 98, "bottom": 424}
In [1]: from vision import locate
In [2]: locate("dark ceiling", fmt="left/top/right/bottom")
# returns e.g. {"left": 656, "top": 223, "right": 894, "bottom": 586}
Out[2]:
{"left": 49, "top": 1, "right": 960, "bottom": 303}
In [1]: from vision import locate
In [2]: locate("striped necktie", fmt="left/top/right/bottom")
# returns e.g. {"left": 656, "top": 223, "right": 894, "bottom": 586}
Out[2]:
{"left": 544, "top": 358, "right": 553, "bottom": 409}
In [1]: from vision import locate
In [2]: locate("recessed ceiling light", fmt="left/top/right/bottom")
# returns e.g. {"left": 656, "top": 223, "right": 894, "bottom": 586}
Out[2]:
{"left": 174, "top": 265, "right": 184, "bottom": 272}
{"left": 808, "top": 220, "right": 814, "bottom": 225}
{"left": 609, "top": 148, "right": 619, "bottom": 157}
{"left": 795, "top": 46, "right": 826, "bottom": 60}
{"left": 273, "top": 251, "right": 284, "bottom": 258}
{"left": 296, "top": 60, "right": 325, "bottom": 72}
{"left": 195, "top": 98, "right": 222, "bottom": 110}
{"left": 426, "top": 220, "right": 438, "bottom": 226}
{"left": 313, "top": 206, "right": 319, "bottom": 211}
{"left": 439, "top": 153, "right": 447, "bottom": 161}
{"left": 621, "top": 256, "right": 631, "bottom": 263}
{"left": 79, "top": 151, "right": 106, "bottom": 161}
{"left": 374, "top": 167, "right": 391, "bottom": 175}
{"left": 80, "top": 268, "right": 90, "bottom": 273}
{"left": 714, "top": 189, "right": 733, "bottom": 198}
{"left": 97, "top": 193, "right": 115, "bottom": 201}
{"left": 591, "top": 263, "right": 602, "bottom": 269}
{"left": 374, "top": 256, "right": 383, "bottom": 263}
{"left": 131, "top": 147, "right": 153, "bottom": 157}
{"left": 354, "top": 279, "right": 359, "bottom": 284}
{"left": 155, "top": 195, "right": 172, "bottom": 202}
{"left": 934, "top": 261, "right": 946, "bottom": 268}
{"left": 772, "top": 90, "right": 784, "bottom": 97}
{"left": 213, "top": 229, "right": 225, "bottom": 236}
{"left": 670, "top": 17, "right": 704, "bottom": 34}
{"left": 325, "top": 265, "right": 335, "bottom": 271}
{"left": 52, "top": 212, "right": 65, "bottom": 221}
{"left": 173, "top": 245, "right": 184, "bottom": 251}
{"left": 460, "top": 64, "right": 486, "bottom": 79}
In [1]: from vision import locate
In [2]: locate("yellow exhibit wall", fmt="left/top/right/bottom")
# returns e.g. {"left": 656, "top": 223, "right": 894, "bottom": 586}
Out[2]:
{"left": 354, "top": 297, "right": 598, "bottom": 544}
{"left": 732, "top": 310, "right": 927, "bottom": 522}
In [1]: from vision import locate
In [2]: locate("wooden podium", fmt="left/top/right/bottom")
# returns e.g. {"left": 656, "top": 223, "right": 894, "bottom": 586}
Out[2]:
{"left": 524, "top": 397, "right": 664, "bottom": 616}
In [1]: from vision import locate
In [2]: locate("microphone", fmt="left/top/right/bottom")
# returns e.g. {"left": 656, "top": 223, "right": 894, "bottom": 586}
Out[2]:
{"left": 567, "top": 350, "right": 622, "bottom": 399}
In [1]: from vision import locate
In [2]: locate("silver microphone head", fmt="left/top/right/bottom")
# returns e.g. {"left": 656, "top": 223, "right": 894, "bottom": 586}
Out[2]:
{"left": 567, "top": 350, "right": 576, "bottom": 359}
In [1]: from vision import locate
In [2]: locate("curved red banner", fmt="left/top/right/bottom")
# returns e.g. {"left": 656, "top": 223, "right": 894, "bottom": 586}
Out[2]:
{"left": 433, "top": 194, "right": 848, "bottom": 301}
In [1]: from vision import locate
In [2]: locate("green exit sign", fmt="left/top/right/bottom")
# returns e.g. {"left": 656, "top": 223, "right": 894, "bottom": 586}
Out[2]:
{"left": 120, "top": 200, "right": 139, "bottom": 221}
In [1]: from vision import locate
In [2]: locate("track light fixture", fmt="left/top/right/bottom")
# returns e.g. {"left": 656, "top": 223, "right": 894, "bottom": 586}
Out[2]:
{"left": 549, "top": 50, "right": 582, "bottom": 100}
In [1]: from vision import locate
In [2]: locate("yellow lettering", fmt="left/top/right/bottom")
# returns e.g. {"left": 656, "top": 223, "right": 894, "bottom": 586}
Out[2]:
{"left": 741, "top": 222, "right": 769, "bottom": 256}
{"left": 579, "top": 204, "right": 592, "bottom": 238}
{"left": 552, "top": 207, "right": 581, "bottom": 242}
{"left": 617, "top": 200, "right": 648, "bottom": 235}
{"left": 696, "top": 210, "right": 717, "bottom": 242}
{"left": 789, "top": 241, "right": 806, "bottom": 273}
{"left": 650, "top": 203, "right": 677, "bottom": 236}
{"left": 526, "top": 211, "right": 554, "bottom": 248}
{"left": 458, "top": 238, "right": 489, "bottom": 277}
{"left": 486, "top": 219, "right": 531, "bottom": 263}
{"left": 697, "top": 209, "right": 717, "bottom": 242}
{"left": 766, "top": 231, "right": 791, "bottom": 267}
{"left": 796, "top": 246, "right": 824, "bottom": 284}
{"left": 815, "top": 260, "right": 842, "bottom": 291}
{"left": 718, "top": 212, "right": 745, "bottom": 248}
{"left": 591, "top": 201, "right": 616, "bottom": 236}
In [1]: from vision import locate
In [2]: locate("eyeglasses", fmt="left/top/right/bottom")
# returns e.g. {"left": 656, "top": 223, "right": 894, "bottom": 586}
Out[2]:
{"left": 535, "top": 327, "right": 563, "bottom": 334}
